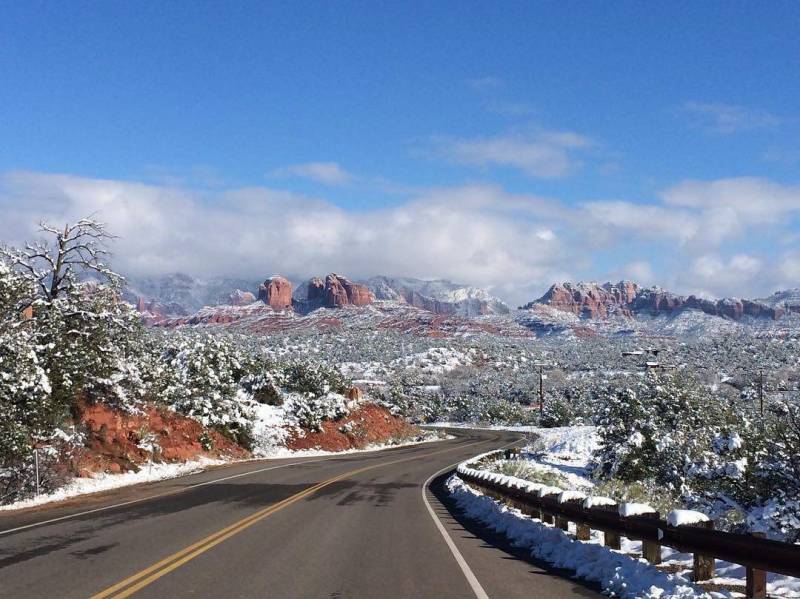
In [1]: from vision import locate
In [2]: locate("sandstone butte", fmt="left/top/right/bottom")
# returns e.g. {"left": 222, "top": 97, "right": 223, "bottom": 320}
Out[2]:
{"left": 257, "top": 275, "right": 293, "bottom": 310}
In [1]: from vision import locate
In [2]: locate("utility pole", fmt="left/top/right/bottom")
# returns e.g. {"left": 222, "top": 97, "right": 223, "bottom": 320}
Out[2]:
{"left": 539, "top": 364, "right": 544, "bottom": 418}
{"left": 34, "top": 448, "right": 40, "bottom": 497}
{"left": 533, "top": 363, "right": 552, "bottom": 418}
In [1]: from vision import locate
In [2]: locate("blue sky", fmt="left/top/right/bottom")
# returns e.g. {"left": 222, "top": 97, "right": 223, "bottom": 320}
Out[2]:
{"left": 2, "top": 2, "right": 800, "bottom": 303}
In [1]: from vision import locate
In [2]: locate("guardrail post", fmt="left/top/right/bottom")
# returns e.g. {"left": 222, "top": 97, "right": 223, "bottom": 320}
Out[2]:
{"left": 692, "top": 520, "right": 715, "bottom": 582}
{"left": 590, "top": 503, "right": 621, "bottom": 549}
{"left": 641, "top": 512, "right": 661, "bottom": 564}
{"left": 746, "top": 532, "right": 767, "bottom": 599}
{"left": 642, "top": 538, "right": 661, "bottom": 564}
{"left": 538, "top": 491, "right": 559, "bottom": 525}
{"left": 560, "top": 497, "right": 590, "bottom": 539}
{"left": 555, "top": 515, "right": 569, "bottom": 531}
{"left": 519, "top": 499, "right": 541, "bottom": 521}
{"left": 604, "top": 529, "right": 622, "bottom": 550}
{"left": 575, "top": 522, "right": 591, "bottom": 541}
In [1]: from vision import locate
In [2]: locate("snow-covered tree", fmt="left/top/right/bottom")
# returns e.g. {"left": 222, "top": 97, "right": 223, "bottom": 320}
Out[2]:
{"left": 0, "top": 218, "right": 120, "bottom": 301}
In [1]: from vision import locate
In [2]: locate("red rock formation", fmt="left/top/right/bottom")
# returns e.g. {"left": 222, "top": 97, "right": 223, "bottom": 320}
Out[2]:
{"left": 530, "top": 282, "right": 638, "bottom": 319}
{"left": 134, "top": 297, "right": 168, "bottom": 325}
{"left": 323, "top": 274, "right": 373, "bottom": 307}
{"left": 299, "top": 274, "right": 374, "bottom": 309}
{"left": 526, "top": 281, "right": 784, "bottom": 321}
{"left": 257, "top": 276, "right": 293, "bottom": 310}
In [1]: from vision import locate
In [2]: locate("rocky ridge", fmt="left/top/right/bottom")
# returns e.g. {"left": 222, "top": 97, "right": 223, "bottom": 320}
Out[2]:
{"left": 364, "top": 276, "right": 509, "bottom": 317}
{"left": 524, "top": 281, "right": 787, "bottom": 321}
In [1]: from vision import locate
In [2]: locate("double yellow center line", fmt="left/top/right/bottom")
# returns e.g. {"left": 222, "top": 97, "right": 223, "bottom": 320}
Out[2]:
{"left": 91, "top": 437, "right": 491, "bottom": 599}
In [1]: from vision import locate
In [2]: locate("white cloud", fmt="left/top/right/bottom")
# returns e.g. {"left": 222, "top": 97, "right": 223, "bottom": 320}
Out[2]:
{"left": 2, "top": 170, "right": 799, "bottom": 304}
{"left": 581, "top": 201, "right": 698, "bottom": 245}
{"left": 680, "top": 101, "right": 781, "bottom": 134}
{"left": 675, "top": 254, "right": 764, "bottom": 298}
{"left": 271, "top": 162, "right": 353, "bottom": 186}
{"left": 0, "top": 172, "right": 572, "bottom": 306}
{"left": 620, "top": 261, "right": 655, "bottom": 286}
{"left": 582, "top": 177, "right": 800, "bottom": 249}
{"left": 438, "top": 129, "right": 593, "bottom": 178}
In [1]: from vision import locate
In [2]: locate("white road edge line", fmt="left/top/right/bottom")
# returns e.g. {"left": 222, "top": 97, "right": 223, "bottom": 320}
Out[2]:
{"left": 421, "top": 440, "right": 519, "bottom": 599}
{"left": 0, "top": 436, "right": 456, "bottom": 537}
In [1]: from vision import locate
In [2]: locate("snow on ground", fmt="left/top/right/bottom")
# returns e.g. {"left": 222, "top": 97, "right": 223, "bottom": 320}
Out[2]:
{"left": 0, "top": 457, "right": 226, "bottom": 512}
{"left": 456, "top": 425, "right": 800, "bottom": 597}
{"left": 432, "top": 423, "right": 599, "bottom": 489}
{"left": 392, "top": 346, "right": 472, "bottom": 374}
{"left": 529, "top": 425, "right": 599, "bottom": 461}
{"left": 251, "top": 429, "right": 449, "bottom": 460}
{"left": 448, "top": 474, "right": 718, "bottom": 599}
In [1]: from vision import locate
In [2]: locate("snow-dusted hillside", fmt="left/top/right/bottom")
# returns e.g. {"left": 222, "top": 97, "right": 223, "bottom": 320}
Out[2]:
{"left": 363, "top": 275, "right": 510, "bottom": 316}
{"left": 760, "top": 288, "right": 800, "bottom": 308}
{"left": 124, "top": 272, "right": 261, "bottom": 315}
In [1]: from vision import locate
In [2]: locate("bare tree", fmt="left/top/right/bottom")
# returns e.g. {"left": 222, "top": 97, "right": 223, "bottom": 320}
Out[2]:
{"left": 0, "top": 218, "right": 120, "bottom": 301}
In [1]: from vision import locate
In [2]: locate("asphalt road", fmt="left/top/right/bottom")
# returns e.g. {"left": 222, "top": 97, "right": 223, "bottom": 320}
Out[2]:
{"left": 0, "top": 429, "right": 601, "bottom": 599}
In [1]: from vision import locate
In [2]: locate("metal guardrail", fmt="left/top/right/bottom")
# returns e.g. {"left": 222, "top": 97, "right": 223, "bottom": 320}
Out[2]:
{"left": 456, "top": 450, "right": 800, "bottom": 599}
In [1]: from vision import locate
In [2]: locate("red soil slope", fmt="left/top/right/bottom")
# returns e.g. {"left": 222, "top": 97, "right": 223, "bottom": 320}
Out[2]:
{"left": 286, "top": 404, "right": 420, "bottom": 452}
{"left": 71, "top": 402, "right": 250, "bottom": 476}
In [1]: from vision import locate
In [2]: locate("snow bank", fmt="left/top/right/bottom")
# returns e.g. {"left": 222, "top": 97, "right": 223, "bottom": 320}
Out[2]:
{"left": 532, "top": 426, "right": 599, "bottom": 460}
{"left": 0, "top": 458, "right": 226, "bottom": 512}
{"left": 3, "top": 432, "right": 448, "bottom": 512}
{"left": 447, "top": 475, "right": 714, "bottom": 599}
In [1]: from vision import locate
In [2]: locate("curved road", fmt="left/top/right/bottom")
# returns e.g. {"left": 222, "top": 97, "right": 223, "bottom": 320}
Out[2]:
{"left": 0, "top": 429, "right": 600, "bottom": 598}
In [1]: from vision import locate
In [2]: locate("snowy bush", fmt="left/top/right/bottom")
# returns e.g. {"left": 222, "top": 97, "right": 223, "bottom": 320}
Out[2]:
{"left": 591, "top": 372, "right": 800, "bottom": 540}
{"left": 281, "top": 361, "right": 348, "bottom": 397}
{"left": 286, "top": 392, "right": 350, "bottom": 432}
{"left": 591, "top": 374, "right": 723, "bottom": 492}
{"left": 154, "top": 333, "right": 255, "bottom": 448}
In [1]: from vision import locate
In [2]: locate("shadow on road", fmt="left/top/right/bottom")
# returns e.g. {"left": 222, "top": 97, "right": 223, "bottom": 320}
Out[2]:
{"left": 428, "top": 469, "right": 601, "bottom": 598}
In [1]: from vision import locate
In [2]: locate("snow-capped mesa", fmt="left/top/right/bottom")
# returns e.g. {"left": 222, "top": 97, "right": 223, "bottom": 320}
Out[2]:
{"left": 759, "top": 288, "right": 800, "bottom": 311}
{"left": 522, "top": 280, "right": 787, "bottom": 321}
{"left": 363, "top": 275, "right": 510, "bottom": 316}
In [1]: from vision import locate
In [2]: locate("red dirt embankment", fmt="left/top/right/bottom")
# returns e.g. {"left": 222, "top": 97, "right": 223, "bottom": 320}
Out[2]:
{"left": 69, "top": 401, "right": 418, "bottom": 477}
{"left": 71, "top": 402, "right": 250, "bottom": 477}
{"left": 286, "top": 404, "right": 420, "bottom": 452}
